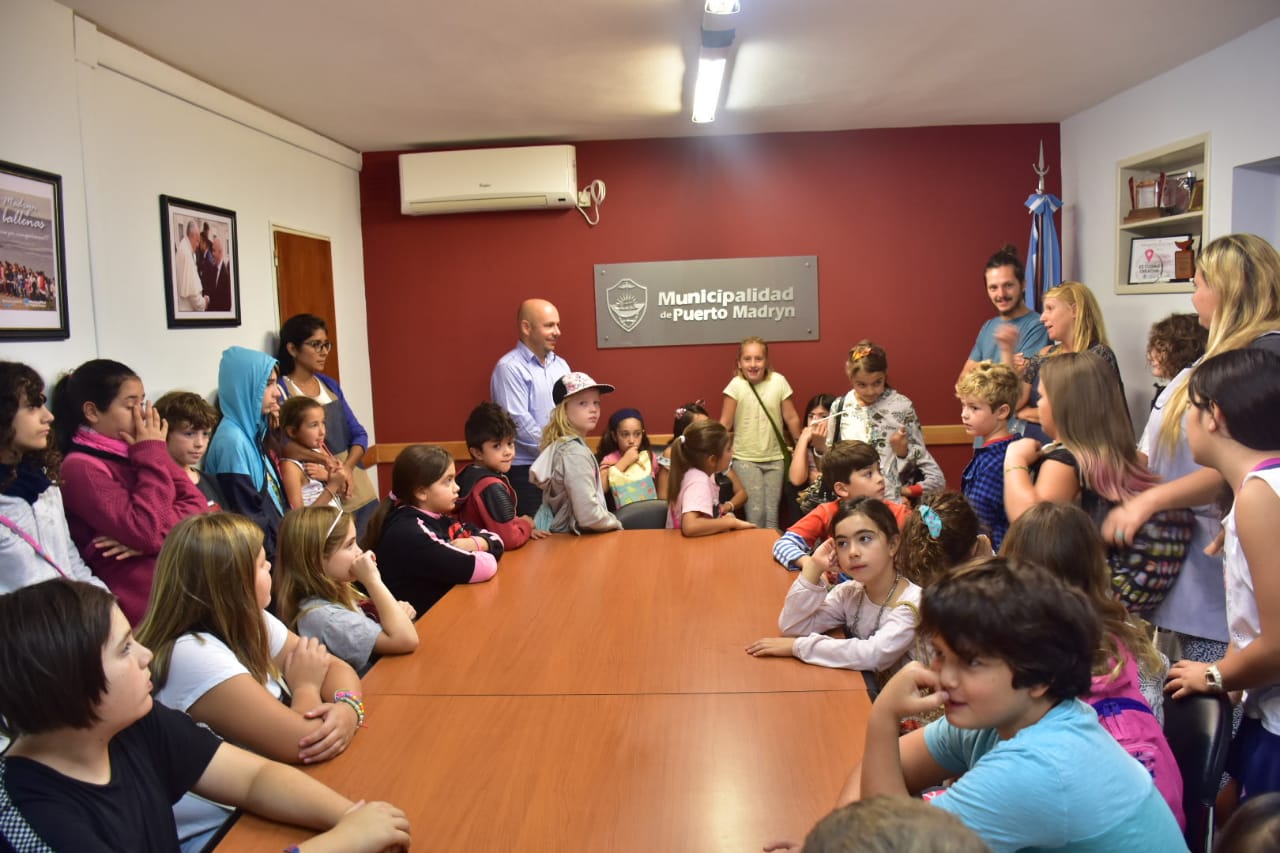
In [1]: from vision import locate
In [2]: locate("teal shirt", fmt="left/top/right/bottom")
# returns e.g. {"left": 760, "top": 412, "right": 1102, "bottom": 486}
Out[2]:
{"left": 924, "top": 699, "right": 1186, "bottom": 853}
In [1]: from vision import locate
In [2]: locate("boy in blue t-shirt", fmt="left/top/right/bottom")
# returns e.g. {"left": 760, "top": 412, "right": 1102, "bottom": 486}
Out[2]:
{"left": 955, "top": 362, "right": 1019, "bottom": 550}
{"left": 847, "top": 559, "right": 1185, "bottom": 853}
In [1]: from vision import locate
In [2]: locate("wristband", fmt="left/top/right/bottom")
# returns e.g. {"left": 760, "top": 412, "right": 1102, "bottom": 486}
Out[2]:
{"left": 284, "top": 847, "right": 301, "bottom": 853}
{"left": 1004, "top": 465, "right": 1030, "bottom": 475}
{"left": 334, "top": 690, "right": 366, "bottom": 728}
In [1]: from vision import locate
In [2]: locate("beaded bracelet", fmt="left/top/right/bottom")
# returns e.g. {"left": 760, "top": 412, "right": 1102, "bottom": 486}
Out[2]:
{"left": 334, "top": 690, "right": 366, "bottom": 728}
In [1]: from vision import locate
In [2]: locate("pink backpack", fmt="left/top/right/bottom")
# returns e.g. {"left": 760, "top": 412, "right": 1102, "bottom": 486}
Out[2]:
{"left": 1089, "top": 642, "right": 1185, "bottom": 830}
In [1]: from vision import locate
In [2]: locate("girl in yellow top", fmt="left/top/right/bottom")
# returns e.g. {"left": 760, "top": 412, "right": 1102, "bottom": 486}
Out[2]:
{"left": 719, "top": 337, "right": 801, "bottom": 530}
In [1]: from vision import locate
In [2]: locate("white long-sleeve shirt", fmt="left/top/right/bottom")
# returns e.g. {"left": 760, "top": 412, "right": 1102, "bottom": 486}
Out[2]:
{"left": 779, "top": 575, "right": 921, "bottom": 671}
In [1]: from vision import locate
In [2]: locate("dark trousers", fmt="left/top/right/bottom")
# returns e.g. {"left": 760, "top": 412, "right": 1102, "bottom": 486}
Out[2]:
{"left": 508, "top": 464, "right": 543, "bottom": 516}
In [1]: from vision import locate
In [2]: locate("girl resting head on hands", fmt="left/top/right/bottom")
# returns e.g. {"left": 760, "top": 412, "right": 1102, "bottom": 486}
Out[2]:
{"left": 277, "top": 506, "right": 419, "bottom": 673}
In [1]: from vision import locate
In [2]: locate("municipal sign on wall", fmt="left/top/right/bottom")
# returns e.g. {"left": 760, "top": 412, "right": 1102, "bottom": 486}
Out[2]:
{"left": 594, "top": 256, "right": 819, "bottom": 348}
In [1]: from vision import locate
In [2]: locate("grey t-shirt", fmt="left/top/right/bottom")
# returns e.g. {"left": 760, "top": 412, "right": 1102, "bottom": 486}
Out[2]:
{"left": 296, "top": 596, "right": 381, "bottom": 672}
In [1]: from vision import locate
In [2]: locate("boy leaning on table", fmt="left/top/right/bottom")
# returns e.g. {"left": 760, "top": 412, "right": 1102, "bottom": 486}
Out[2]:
{"left": 839, "top": 559, "right": 1184, "bottom": 853}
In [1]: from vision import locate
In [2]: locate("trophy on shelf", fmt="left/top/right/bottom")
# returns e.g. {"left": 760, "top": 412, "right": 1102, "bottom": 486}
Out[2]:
{"left": 1174, "top": 237, "right": 1196, "bottom": 281}
{"left": 1126, "top": 174, "right": 1163, "bottom": 223}
{"left": 1162, "top": 171, "right": 1196, "bottom": 215}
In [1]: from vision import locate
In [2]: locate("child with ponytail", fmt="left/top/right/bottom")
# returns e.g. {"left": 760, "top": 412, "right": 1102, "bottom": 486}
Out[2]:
{"left": 666, "top": 420, "right": 755, "bottom": 537}
{"left": 362, "top": 444, "right": 504, "bottom": 615}
{"left": 894, "top": 491, "right": 987, "bottom": 588}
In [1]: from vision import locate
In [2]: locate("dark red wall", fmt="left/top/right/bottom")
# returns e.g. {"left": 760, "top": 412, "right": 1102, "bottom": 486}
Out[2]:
{"left": 359, "top": 125, "right": 1060, "bottom": 485}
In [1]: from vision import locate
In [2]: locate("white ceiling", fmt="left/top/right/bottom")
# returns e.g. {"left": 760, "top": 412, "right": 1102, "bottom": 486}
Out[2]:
{"left": 63, "top": 0, "right": 1280, "bottom": 153}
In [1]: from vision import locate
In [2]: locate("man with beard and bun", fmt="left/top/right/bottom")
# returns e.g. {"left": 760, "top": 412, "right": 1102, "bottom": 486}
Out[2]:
{"left": 958, "top": 244, "right": 1049, "bottom": 382}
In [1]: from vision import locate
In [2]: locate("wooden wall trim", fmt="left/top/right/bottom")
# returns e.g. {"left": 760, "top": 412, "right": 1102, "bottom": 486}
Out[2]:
{"left": 362, "top": 425, "right": 973, "bottom": 467}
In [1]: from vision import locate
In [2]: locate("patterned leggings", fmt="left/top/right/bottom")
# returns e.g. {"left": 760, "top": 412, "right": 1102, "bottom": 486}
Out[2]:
{"left": 734, "top": 459, "right": 784, "bottom": 530}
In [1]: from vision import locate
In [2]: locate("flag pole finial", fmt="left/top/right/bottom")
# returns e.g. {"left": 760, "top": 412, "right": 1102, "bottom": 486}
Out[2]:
{"left": 1033, "top": 140, "right": 1049, "bottom": 194}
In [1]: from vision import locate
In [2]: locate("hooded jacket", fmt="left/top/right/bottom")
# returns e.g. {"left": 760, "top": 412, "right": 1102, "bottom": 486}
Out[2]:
{"left": 206, "top": 346, "right": 284, "bottom": 557}
{"left": 529, "top": 436, "right": 621, "bottom": 534}
{"left": 60, "top": 427, "right": 207, "bottom": 624}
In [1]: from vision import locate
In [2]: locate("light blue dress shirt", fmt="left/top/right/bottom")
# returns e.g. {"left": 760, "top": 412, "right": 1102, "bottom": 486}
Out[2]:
{"left": 490, "top": 341, "right": 571, "bottom": 464}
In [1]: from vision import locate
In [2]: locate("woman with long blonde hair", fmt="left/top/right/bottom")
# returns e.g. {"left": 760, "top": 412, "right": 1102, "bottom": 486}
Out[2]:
{"left": 1006, "top": 280, "right": 1122, "bottom": 443}
{"left": 1104, "top": 233, "right": 1280, "bottom": 664}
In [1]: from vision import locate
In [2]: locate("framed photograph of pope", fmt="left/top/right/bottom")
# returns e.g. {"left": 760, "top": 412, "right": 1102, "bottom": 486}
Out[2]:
{"left": 160, "top": 195, "right": 241, "bottom": 328}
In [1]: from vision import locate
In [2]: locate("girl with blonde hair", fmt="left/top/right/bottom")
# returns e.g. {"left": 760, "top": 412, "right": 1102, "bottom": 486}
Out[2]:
{"left": 1105, "top": 233, "right": 1280, "bottom": 663}
{"left": 276, "top": 505, "right": 419, "bottom": 673}
{"left": 1005, "top": 280, "right": 1122, "bottom": 443}
{"left": 530, "top": 372, "right": 622, "bottom": 534}
{"left": 720, "top": 336, "right": 802, "bottom": 529}
{"left": 136, "top": 512, "right": 365, "bottom": 847}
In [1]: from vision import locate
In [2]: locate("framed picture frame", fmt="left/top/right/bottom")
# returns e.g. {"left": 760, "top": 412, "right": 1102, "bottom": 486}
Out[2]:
{"left": 1128, "top": 234, "right": 1191, "bottom": 285}
{"left": 160, "top": 195, "right": 241, "bottom": 328}
{"left": 0, "top": 160, "right": 70, "bottom": 340}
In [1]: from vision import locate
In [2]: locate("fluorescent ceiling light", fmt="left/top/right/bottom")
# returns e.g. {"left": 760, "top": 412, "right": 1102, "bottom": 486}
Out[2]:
{"left": 705, "top": 0, "right": 740, "bottom": 13}
{"left": 692, "top": 55, "right": 727, "bottom": 123}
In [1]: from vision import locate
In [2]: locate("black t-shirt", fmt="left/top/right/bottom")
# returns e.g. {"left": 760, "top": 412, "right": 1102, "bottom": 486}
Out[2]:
{"left": 0, "top": 702, "right": 220, "bottom": 852}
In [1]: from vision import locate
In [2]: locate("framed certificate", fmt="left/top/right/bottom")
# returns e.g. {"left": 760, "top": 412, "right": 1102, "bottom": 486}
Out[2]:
{"left": 1128, "top": 235, "right": 1190, "bottom": 285}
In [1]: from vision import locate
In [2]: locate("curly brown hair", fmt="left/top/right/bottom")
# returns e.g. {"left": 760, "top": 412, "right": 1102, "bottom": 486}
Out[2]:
{"left": 0, "top": 361, "right": 61, "bottom": 488}
{"left": 1146, "top": 312, "right": 1208, "bottom": 379}
{"left": 894, "top": 491, "right": 980, "bottom": 587}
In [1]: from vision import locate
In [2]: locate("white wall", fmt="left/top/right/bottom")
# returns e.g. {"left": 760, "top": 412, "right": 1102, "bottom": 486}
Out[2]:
{"left": 1060, "top": 18, "right": 1280, "bottom": 424}
{"left": 0, "top": 0, "right": 375, "bottom": 448}
{"left": 1231, "top": 161, "right": 1280, "bottom": 245}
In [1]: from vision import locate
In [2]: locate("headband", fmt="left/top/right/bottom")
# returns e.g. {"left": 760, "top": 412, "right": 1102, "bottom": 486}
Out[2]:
{"left": 325, "top": 508, "right": 346, "bottom": 540}
{"left": 609, "top": 408, "right": 645, "bottom": 430}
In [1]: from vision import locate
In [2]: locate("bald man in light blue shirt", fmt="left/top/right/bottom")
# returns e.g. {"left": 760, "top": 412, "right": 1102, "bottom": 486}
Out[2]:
{"left": 490, "top": 298, "right": 570, "bottom": 514}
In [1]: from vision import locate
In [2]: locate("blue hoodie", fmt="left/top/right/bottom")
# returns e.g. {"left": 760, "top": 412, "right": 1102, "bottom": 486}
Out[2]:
{"left": 206, "top": 346, "right": 284, "bottom": 556}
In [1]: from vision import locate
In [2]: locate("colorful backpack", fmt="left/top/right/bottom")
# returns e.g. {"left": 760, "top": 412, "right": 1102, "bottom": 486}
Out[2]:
{"left": 1104, "top": 506, "right": 1195, "bottom": 615}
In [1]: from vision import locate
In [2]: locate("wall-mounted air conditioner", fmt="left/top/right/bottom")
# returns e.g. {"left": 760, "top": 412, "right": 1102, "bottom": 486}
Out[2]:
{"left": 399, "top": 145, "right": 577, "bottom": 215}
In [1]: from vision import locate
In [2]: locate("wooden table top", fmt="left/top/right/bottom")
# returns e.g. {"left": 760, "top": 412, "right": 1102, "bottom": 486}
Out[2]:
{"left": 363, "top": 528, "right": 867, "bottom": 696}
{"left": 219, "top": 529, "right": 869, "bottom": 851}
{"left": 221, "top": 690, "right": 866, "bottom": 852}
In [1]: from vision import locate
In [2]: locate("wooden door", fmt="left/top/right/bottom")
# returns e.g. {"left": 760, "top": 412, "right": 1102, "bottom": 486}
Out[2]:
{"left": 273, "top": 229, "right": 340, "bottom": 382}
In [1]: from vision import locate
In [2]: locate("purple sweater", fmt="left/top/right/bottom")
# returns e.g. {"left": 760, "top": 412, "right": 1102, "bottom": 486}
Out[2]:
{"left": 60, "top": 428, "right": 209, "bottom": 624}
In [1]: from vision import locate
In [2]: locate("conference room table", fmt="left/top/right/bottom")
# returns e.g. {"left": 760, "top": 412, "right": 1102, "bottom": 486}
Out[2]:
{"left": 218, "top": 529, "right": 871, "bottom": 851}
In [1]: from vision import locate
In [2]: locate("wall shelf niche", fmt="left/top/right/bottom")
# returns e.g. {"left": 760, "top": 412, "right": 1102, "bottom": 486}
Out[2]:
{"left": 1115, "top": 133, "right": 1209, "bottom": 295}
